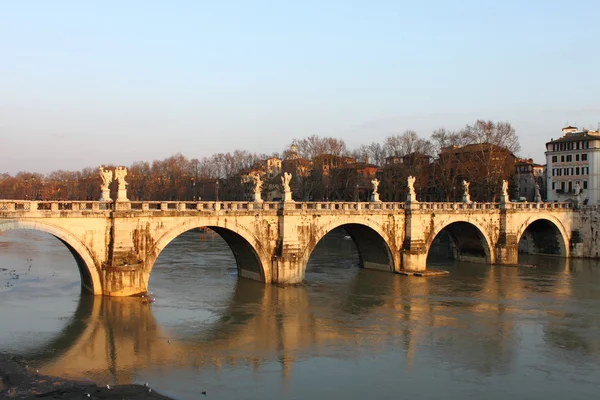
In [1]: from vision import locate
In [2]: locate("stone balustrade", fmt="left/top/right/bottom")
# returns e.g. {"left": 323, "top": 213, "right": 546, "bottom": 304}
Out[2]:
{"left": 0, "top": 199, "right": 586, "bottom": 214}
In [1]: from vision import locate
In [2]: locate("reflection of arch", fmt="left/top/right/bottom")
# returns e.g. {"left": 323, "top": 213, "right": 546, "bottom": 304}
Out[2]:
{"left": 516, "top": 217, "right": 569, "bottom": 257}
{"left": 427, "top": 220, "right": 494, "bottom": 263}
{"left": 0, "top": 221, "right": 102, "bottom": 294}
{"left": 301, "top": 219, "right": 395, "bottom": 273}
{"left": 146, "top": 221, "right": 272, "bottom": 285}
{"left": 18, "top": 292, "right": 95, "bottom": 363}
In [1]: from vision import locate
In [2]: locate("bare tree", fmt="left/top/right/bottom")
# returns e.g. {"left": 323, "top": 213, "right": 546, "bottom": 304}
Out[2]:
{"left": 353, "top": 142, "right": 387, "bottom": 166}
{"left": 384, "top": 130, "right": 433, "bottom": 158}
{"left": 291, "top": 135, "right": 348, "bottom": 159}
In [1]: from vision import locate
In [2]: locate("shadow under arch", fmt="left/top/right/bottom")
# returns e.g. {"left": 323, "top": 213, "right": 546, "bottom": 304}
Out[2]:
{"left": 517, "top": 217, "right": 569, "bottom": 257}
{"left": 0, "top": 221, "right": 102, "bottom": 294}
{"left": 301, "top": 221, "right": 395, "bottom": 275}
{"left": 427, "top": 221, "right": 493, "bottom": 264}
{"left": 146, "top": 223, "right": 270, "bottom": 285}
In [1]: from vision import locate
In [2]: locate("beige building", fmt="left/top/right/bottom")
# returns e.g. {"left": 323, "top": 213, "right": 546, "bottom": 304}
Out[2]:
{"left": 545, "top": 126, "right": 600, "bottom": 204}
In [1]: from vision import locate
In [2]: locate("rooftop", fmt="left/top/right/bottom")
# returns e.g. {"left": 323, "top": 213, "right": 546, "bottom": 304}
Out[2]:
{"left": 546, "top": 130, "right": 600, "bottom": 145}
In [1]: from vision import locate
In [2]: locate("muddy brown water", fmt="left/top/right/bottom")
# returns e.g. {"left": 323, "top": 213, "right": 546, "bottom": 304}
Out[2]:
{"left": 1, "top": 229, "right": 600, "bottom": 400}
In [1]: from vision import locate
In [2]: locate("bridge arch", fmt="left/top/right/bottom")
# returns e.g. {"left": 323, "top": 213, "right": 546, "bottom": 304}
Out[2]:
{"left": 0, "top": 221, "right": 102, "bottom": 294}
{"left": 300, "top": 218, "right": 397, "bottom": 274}
{"left": 516, "top": 216, "right": 569, "bottom": 257}
{"left": 426, "top": 220, "right": 494, "bottom": 264}
{"left": 146, "top": 220, "right": 272, "bottom": 285}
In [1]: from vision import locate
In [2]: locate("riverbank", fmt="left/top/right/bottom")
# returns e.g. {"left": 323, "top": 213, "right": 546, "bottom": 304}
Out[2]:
{"left": 0, "top": 353, "right": 175, "bottom": 400}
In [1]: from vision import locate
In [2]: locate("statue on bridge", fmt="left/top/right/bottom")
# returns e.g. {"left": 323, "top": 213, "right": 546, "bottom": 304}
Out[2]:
{"left": 462, "top": 180, "right": 472, "bottom": 203}
{"left": 406, "top": 176, "right": 417, "bottom": 203}
{"left": 252, "top": 173, "right": 263, "bottom": 203}
{"left": 371, "top": 178, "right": 380, "bottom": 195}
{"left": 500, "top": 179, "right": 509, "bottom": 203}
{"left": 114, "top": 167, "right": 129, "bottom": 202}
{"left": 534, "top": 183, "right": 542, "bottom": 202}
{"left": 370, "top": 178, "right": 381, "bottom": 202}
{"left": 99, "top": 166, "right": 113, "bottom": 202}
{"left": 99, "top": 167, "right": 113, "bottom": 191}
{"left": 281, "top": 172, "right": 293, "bottom": 202}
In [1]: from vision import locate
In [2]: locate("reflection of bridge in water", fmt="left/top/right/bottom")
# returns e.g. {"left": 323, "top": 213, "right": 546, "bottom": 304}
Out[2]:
{"left": 21, "top": 258, "right": 600, "bottom": 384}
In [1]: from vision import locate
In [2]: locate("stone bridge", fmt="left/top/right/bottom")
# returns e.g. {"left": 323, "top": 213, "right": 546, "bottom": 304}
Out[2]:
{"left": 0, "top": 199, "right": 594, "bottom": 296}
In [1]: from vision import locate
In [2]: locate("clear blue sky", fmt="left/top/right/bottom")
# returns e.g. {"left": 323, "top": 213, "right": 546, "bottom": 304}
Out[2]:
{"left": 1, "top": 0, "right": 599, "bottom": 174}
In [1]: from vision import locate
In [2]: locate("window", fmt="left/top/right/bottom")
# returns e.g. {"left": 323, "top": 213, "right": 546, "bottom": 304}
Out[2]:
{"left": 577, "top": 142, "right": 580, "bottom": 150}
{"left": 566, "top": 155, "right": 572, "bottom": 162}
{"left": 552, "top": 155, "right": 557, "bottom": 162}
{"left": 583, "top": 181, "right": 588, "bottom": 189}
{"left": 576, "top": 167, "right": 580, "bottom": 175}
{"left": 552, "top": 181, "right": 556, "bottom": 190}
{"left": 576, "top": 154, "right": 580, "bottom": 161}
{"left": 561, "top": 155, "right": 565, "bottom": 162}
{"left": 582, "top": 154, "right": 588, "bottom": 161}
{"left": 561, "top": 182, "right": 566, "bottom": 190}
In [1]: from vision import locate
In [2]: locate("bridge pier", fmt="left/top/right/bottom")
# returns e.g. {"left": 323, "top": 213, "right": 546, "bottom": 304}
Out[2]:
{"left": 102, "top": 265, "right": 148, "bottom": 296}
{"left": 272, "top": 254, "right": 304, "bottom": 285}
{"left": 495, "top": 240, "right": 519, "bottom": 265}
{"left": 495, "top": 208, "right": 519, "bottom": 265}
{"left": 401, "top": 249, "right": 427, "bottom": 272}
{"left": 271, "top": 205, "right": 305, "bottom": 284}
{"left": 401, "top": 203, "right": 428, "bottom": 272}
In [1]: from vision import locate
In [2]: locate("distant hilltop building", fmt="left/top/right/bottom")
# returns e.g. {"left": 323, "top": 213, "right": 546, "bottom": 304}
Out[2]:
{"left": 545, "top": 125, "right": 600, "bottom": 204}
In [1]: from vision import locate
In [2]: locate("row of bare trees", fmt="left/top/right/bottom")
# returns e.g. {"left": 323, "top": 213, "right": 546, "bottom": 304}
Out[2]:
{"left": 0, "top": 120, "right": 521, "bottom": 202}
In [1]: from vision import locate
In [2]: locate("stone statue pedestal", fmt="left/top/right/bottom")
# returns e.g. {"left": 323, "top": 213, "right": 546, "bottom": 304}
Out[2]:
{"left": 283, "top": 191, "right": 293, "bottom": 202}
{"left": 462, "top": 194, "right": 471, "bottom": 203}
{"left": 370, "top": 193, "right": 381, "bottom": 202}
{"left": 500, "top": 195, "right": 508, "bottom": 205}
{"left": 117, "top": 187, "right": 128, "bottom": 202}
{"left": 406, "top": 194, "right": 418, "bottom": 203}
{"left": 100, "top": 189, "right": 111, "bottom": 202}
{"left": 253, "top": 191, "right": 263, "bottom": 203}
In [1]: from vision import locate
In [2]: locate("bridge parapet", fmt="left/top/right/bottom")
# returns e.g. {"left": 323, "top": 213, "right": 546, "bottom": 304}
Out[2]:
{"left": 285, "top": 201, "right": 405, "bottom": 212}
{"left": 503, "top": 202, "right": 576, "bottom": 210}
{"left": 0, "top": 200, "right": 112, "bottom": 212}
{"left": 415, "top": 202, "right": 500, "bottom": 211}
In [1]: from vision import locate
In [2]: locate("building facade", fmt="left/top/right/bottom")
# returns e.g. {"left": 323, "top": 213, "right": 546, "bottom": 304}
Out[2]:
{"left": 514, "top": 158, "right": 545, "bottom": 201}
{"left": 545, "top": 126, "right": 600, "bottom": 204}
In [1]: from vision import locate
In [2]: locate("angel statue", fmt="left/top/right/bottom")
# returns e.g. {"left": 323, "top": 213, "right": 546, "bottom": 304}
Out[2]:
{"left": 281, "top": 172, "right": 292, "bottom": 193}
{"left": 501, "top": 179, "right": 509, "bottom": 198}
{"left": 371, "top": 178, "right": 380, "bottom": 195}
{"left": 114, "top": 166, "right": 128, "bottom": 189}
{"left": 253, "top": 173, "right": 263, "bottom": 193}
{"left": 99, "top": 166, "right": 113, "bottom": 191}
{"left": 462, "top": 180, "right": 470, "bottom": 196}
{"left": 407, "top": 176, "right": 416, "bottom": 196}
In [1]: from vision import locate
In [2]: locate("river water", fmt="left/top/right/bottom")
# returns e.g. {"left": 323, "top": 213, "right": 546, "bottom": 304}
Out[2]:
{"left": 1, "top": 229, "right": 600, "bottom": 399}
